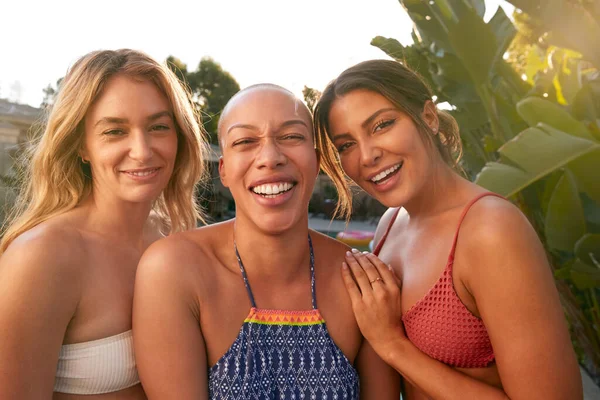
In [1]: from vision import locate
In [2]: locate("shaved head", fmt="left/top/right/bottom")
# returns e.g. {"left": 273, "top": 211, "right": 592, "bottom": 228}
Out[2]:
{"left": 218, "top": 83, "right": 313, "bottom": 149}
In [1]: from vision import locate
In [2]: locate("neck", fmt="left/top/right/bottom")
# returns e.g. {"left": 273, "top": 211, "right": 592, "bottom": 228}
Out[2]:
{"left": 79, "top": 188, "right": 154, "bottom": 249}
{"left": 231, "top": 214, "right": 311, "bottom": 282}
{"left": 402, "top": 160, "right": 466, "bottom": 220}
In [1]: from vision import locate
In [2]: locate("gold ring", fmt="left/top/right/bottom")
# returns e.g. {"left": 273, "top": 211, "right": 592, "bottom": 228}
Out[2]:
{"left": 369, "top": 277, "right": 383, "bottom": 284}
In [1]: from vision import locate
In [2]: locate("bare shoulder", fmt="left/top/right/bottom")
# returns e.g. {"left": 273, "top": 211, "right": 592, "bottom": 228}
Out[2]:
{"left": 459, "top": 195, "right": 538, "bottom": 250}
{"left": 0, "top": 220, "right": 85, "bottom": 327}
{"left": 1, "top": 220, "right": 86, "bottom": 285}
{"left": 455, "top": 194, "right": 550, "bottom": 289}
{"left": 310, "top": 229, "right": 350, "bottom": 263}
{"left": 137, "top": 221, "right": 230, "bottom": 287}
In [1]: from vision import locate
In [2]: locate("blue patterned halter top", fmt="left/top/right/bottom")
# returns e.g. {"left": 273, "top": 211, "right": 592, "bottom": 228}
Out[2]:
{"left": 208, "top": 235, "right": 360, "bottom": 399}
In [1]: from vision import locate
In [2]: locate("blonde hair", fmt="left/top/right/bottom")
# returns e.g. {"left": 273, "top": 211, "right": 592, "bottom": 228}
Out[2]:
{"left": 1, "top": 49, "right": 209, "bottom": 253}
{"left": 314, "top": 59, "right": 463, "bottom": 220}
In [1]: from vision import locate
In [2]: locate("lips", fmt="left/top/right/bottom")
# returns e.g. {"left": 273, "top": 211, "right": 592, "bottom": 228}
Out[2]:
{"left": 251, "top": 181, "right": 296, "bottom": 197}
{"left": 120, "top": 167, "right": 161, "bottom": 179}
{"left": 369, "top": 162, "right": 403, "bottom": 185}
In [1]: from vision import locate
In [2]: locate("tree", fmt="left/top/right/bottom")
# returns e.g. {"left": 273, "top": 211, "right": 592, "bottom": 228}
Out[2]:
{"left": 302, "top": 85, "right": 322, "bottom": 112}
{"left": 41, "top": 78, "right": 63, "bottom": 109}
{"left": 167, "top": 56, "right": 240, "bottom": 144}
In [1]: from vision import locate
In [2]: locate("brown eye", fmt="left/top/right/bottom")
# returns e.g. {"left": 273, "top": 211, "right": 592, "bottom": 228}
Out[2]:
{"left": 232, "top": 138, "right": 256, "bottom": 147}
{"left": 104, "top": 129, "right": 125, "bottom": 136}
{"left": 374, "top": 119, "right": 396, "bottom": 132}
{"left": 336, "top": 142, "right": 354, "bottom": 153}
{"left": 150, "top": 124, "right": 170, "bottom": 131}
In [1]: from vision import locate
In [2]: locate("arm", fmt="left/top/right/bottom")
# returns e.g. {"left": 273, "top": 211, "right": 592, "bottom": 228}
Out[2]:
{"left": 0, "top": 232, "right": 81, "bottom": 399}
{"left": 132, "top": 238, "right": 208, "bottom": 399}
{"left": 355, "top": 338, "right": 401, "bottom": 399}
{"left": 342, "top": 200, "right": 581, "bottom": 400}
{"left": 461, "top": 200, "right": 581, "bottom": 399}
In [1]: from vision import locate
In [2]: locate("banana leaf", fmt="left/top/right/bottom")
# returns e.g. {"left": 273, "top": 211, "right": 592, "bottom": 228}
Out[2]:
{"left": 475, "top": 125, "right": 600, "bottom": 196}
{"left": 545, "top": 170, "right": 586, "bottom": 252}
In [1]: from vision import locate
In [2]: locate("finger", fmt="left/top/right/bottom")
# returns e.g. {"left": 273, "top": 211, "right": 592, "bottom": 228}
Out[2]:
{"left": 347, "top": 249, "right": 382, "bottom": 284}
{"left": 364, "top": 253, "right": 398, "bottom": 288}
{"left": 345, "top": 251, "right": 374, "bottom": 296}
{"left": 341, "top": 262, "right": 363, "bottom": 302}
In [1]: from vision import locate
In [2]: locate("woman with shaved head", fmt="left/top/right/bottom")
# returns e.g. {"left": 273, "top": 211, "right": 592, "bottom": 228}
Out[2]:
{"left": 133, "top": 84, "right": 400, "bottom": 399}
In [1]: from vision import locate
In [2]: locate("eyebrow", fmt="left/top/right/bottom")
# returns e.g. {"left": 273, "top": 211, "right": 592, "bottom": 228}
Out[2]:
{"left": 226, "top": 119, "right": 309, "bottom": 135}
{"left": 331, "top": 107, "right": 397, "bottom": 141}
{"left": 361, "top": 108, "right": 396, "bottom": 129}
{"left": 94, "top": 110, "right": 173, "bottom": 128}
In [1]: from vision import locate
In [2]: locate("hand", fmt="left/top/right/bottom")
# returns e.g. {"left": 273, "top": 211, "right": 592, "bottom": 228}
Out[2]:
{"left": 342, "top": 249, "right": 406, "bottom": 360}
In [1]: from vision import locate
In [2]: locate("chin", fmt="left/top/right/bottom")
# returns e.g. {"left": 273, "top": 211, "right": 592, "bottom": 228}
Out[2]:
{"left": 252, "top": 211, "right": 306, "bottom": 236}
{"left": 120, "top": 188, "right": 165, "bottom": 204}
{"left": 372, "top": 188, "right": 413, "bottom": 209}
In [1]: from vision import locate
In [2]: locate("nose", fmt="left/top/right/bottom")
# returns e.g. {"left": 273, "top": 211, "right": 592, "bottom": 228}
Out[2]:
{"left": 256, "top": 138, "right": 287, "bottom": 169}
{"left": 359, "top": 140, "right": 382, "bottom": 167}
{"left": 129, "top": 130, "right": 153, "bottom": 162}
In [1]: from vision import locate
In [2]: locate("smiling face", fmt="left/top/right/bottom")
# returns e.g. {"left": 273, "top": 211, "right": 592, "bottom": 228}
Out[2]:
{"left": 81, "top": 74, "right": 178, "bottom": 205}
{"left": 218, "top": 87, "right": 318, "bottom": 234}
{"left": 327, "top": 89, "right": 439, "bottom": 208}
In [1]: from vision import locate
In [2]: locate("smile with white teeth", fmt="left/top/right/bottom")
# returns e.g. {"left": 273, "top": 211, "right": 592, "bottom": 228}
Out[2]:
{"left": 252, "top": 182, "right": 295, "bottom": 198}
{"left": 124, "top": 168, "right": 159, "bottom": 177}
{"left": 371, "top": 163, "right": 402, "bottom": 184}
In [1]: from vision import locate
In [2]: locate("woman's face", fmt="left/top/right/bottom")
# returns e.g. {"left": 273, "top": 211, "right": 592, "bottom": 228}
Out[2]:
{"left": 82, "top": 74, "right": 178, "bottom": 205}
{"left": 327, "top": 89, "right": 437, "bottom": 208}
{"left": 218, "top": 88, "right": 318, "bottom": 234}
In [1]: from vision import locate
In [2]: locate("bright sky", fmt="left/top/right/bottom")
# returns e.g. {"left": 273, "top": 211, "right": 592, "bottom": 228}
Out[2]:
{"left": 0, "top": 0, "right": 513, "bottom": 108}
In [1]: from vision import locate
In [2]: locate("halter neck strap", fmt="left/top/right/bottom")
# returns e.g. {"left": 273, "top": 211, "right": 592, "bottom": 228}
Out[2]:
{"left": 234, "top": 235, "right": 317, "bottom": 309}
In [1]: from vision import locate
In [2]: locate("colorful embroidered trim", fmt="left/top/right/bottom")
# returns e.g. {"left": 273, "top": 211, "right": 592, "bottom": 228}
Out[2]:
{"left": 244, "top": 308, "right": 325, "bottom": 326}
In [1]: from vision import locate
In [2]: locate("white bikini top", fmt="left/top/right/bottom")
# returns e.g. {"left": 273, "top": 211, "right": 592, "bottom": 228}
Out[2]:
{"left": 54, "top": 330, "right": 140, "bottom": 394}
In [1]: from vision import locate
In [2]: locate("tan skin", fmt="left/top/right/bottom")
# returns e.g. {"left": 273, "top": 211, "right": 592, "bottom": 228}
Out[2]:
{"left": 327, "top": 89, "right": 582, "bottom": 400}
{"left": 133, "top": 87, "right": 400, "bottom": 399}
{"left": 0, "top": 74, "right": 179, "bottom": 400}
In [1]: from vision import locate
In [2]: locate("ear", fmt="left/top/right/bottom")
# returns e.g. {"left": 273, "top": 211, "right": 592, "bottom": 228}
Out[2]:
{"left": 218, "top": 156, "right": 229, "bottom": 188}
{"left": 79, "top": 148, "right": 90, "bottom": 163}
{"left": 421, "top": 100, "right": 439, "bottom": 134}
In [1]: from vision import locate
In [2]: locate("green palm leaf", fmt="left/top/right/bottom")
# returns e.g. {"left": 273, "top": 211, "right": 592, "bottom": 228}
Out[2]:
{"left": 475, "top": 126, "right": 600, "bottom": 196}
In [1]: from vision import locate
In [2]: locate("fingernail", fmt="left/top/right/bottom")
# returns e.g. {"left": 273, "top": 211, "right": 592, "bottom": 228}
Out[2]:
{"left": 388, "top": 264, "right": 392, "bottom": 270}
{"left": 351, "top": 248, "right": 359, "bottom": 254}
{"left": 346, "top": 251, "right": 352, "bottom": 257}
{"left": 362, "top": 251, "right": 369, "bottom": 254}
{"left": 342, "top": 262, "right": 348, "bottom": 269}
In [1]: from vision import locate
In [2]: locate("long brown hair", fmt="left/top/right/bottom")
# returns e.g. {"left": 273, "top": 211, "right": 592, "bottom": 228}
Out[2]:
{"left": 313, "top": 59, "right": 462, "bottom": 220}
{"left": 1, "top": 49, "right": 209, "bottom": 253}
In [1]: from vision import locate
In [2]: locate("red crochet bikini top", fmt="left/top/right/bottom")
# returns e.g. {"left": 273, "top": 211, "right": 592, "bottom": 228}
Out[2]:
{"left": 374, "top": 192, "right": 502, "bottom": 368}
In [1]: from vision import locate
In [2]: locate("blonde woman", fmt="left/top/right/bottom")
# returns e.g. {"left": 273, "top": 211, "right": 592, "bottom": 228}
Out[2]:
{"left": 0, "top": 49, "right": 208, "bottom": 399}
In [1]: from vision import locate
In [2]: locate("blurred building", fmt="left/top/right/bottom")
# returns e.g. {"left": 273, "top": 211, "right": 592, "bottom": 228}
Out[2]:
{"left": 0, "top": 99, "right": 41, "bottom": 220}
{"left": 0, "top": 99, "right": 41, "bottom": 175}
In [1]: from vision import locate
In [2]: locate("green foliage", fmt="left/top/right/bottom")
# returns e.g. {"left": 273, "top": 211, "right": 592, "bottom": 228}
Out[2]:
{"left": 41, "top": 77, "right": 63, "bottom": 108}
{"left": 504, "top": 0, "right": 600, "bottom": 67}
{"left": 166, "top": 56, "right": 240, "bottom": 144}
{"left": 476, "top": 124, "right": 599, "bottom": 197}
{"left": 302, "top": 86, "right": 321, "bottom": 113}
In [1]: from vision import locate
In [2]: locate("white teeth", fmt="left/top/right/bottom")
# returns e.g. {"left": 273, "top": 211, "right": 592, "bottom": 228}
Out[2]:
{"left": 127, "top": 169, "right": 157, "bottom": 177}
{"left": 371, "top": 163, "right": 402, "bottom": 183}
{"left": 252, "top": 182, "right": 294, "bottom": 195}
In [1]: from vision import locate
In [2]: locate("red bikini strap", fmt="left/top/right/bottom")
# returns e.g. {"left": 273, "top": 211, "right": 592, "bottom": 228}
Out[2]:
{"left": 448, "top": 192, "right": 505, "bottom": 261}
{"left": 373, "top": 208, "right": 401, "bottom": 256}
